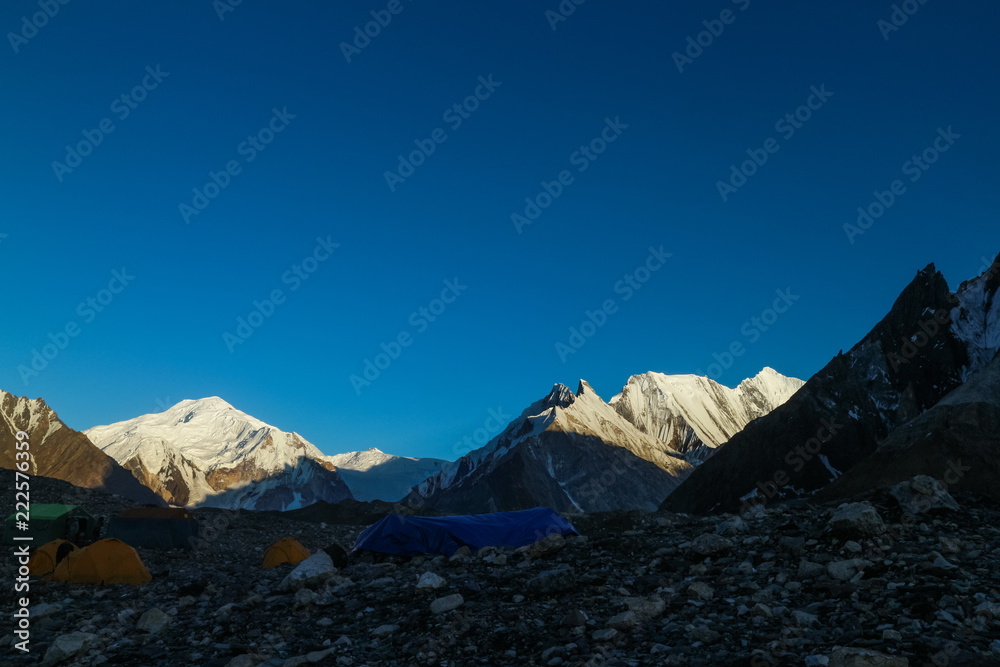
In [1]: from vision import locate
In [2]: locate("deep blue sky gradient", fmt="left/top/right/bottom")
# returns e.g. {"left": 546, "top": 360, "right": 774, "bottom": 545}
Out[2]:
{"left": 1, "top": 1, "right": 997, "bottom": 459}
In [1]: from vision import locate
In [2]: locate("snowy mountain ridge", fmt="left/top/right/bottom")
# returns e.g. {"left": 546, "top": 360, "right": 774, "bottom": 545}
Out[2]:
{"left": 86, "top": 397, "right": 351, "bottom": 510}
{"left": 611, "top": 367, "right": 805, "bottom": 460}
{"left": 408, "top": 368, "right": 802, "bottom": 513}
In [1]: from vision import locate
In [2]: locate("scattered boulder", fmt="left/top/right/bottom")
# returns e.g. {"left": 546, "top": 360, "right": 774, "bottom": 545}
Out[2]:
{"left": 136, "top": 608, "right": 170, "bottom": 634}
{"left": 42, "top": 632, "right": 99, "bottom": 666}
{"left": 279, "top": 551, "right": 336, "bottom": 591}
{"left": 430, "top": 594, "right": 464, "bottom": 614}
{"left": 689, "top": 533, "right": 733, "bottom": 558}
{"left": 828, "top": 502, "right": 886, "bottom": 538}
{"left": 890, "top": 475, "right": 960, "bottom": 515}
{"left": 526, "top": 567, "right": 576, "bottom": 595}
{"left": 828, "top": 647, "right": 908, "bottom": 666}
{"left": 416, "top": 571, "right": 447, "bottom": 590}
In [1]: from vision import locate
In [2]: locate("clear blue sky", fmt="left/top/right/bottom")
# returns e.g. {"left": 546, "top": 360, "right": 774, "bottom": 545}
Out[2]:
{"left": 1, "top": 1, "right": 996, "bottom": 460}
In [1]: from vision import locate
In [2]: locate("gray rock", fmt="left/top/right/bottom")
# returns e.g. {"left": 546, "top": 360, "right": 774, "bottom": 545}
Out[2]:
{"left": 798, "top": 560, "right": 826, "bottom": 579}
{"left": 828, "top": 647, "right": 908, "bottom": 666}
{"left": 687, "top": 581, "right": 715, "bottom": 601}
{"left": 279, "top": 551, "right": 336, "bottom": 591}
{"left": 283, "top": 648, "right": 335, "bottom": 666}
{"left": 624, "top": 596, "right": 665, "bottom": 619}
{"left": 371, "top": 624, "right": 399, "bottom": 637}
{"left": 607, "top": 610, "right": 637, "bottom": 629}
{"left": 792, "top": 610, "right": 819, "bottom": 627}
{"left": 890, "top": 475, "right": 960, "bottom": 515}
{"left": 690, "top": 533, "right": 734, "bottom": 558}
{"left": 416, "top": 571, "right": 447, "bottom": 590}
{"left": 526, "top": 568, "right": 576, "bottom": 595}
{"left": 779, "top": 536, "right": 806, "bottom": 555}
{"left": 716, "top": 515, "right": 748, "bottom": 535}
{"left": 829, "top": 502, "right": 886, "bottom": 538}
{"left": 430, "top": 593, "right": 464, "bottom": 614}
{"left": 136, "top": 608, "right": 171, "bottom": 634}
{"left": 42, "top": 632, "right": 99, "bottom": 667}
{"left": 592, "top": 628, "right": 618, "bottom": 642}
{"left": 293, "top": 588, "right": 316, "bottom": 607}
{"left": 827, "top": 559, "right": 872, "bottom": 581}
{"left": 690, "top": 626, "right": 721, "bottom": 644}
{"left": 226, "top": 656, "right": 263, "bottom": 667}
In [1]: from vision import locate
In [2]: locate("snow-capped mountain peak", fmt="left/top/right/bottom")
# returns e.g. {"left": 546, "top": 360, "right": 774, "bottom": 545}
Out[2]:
{"left": 85, "top": 398, "right": 350, "bottom": 509}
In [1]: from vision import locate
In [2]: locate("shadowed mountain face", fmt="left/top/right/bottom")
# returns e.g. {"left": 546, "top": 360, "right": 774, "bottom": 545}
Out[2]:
{"left": 815, "top": 349, "right": 1000, "bottom": 505}
{"left": 663, "top": 260, "right": 990, "bottom": 515}
{"left": 0, "top": 391, "right": 163, "bottom": 505}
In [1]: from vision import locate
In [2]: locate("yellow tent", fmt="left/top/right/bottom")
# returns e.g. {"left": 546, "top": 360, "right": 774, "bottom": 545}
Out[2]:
{"left": 28, "top": 539, "right": 77, "bottom": 576}
{"left": 262, "top": 537, "right": 310, "bottom": 568}
{"left": 47, "top": 538, "right": 151, "bottom": 585}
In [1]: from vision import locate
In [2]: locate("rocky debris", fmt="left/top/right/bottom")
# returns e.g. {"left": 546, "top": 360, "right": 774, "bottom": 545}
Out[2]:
{"left": 5, "top": 474, "right": 1000, "bottom": 666}
{"left": 135, "top": 608, "right": 170, "bottom": 633}
{"left": 689, "top": 532, "right": 733, "bottom": 558}
{"left": 415, "top": 571, "right": 446, "bottom": 590}
{"left": 829, "top": 502, "right": 887, "bottom": 538}
{"left": 890, "top": 475, "right": 961, "bottom": 515}
{"left": 279, "top": 551, "right": 336, "bottom": 591}
{"left": 429, "top": 593, "right": 464, "bottom": 614}
{"left": 829, "top": 647, "right": 909, "bottom": 666}
{"left": 41, "top": 632, "right": 99, "bottom": 666}
{"left": 525, "top": 567, "right": 576, "bottom": 595}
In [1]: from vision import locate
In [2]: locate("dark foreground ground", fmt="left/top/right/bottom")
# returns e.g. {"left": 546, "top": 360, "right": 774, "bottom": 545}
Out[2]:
{"left": 2, "top": 472, "right": 1000, "bottom": 666}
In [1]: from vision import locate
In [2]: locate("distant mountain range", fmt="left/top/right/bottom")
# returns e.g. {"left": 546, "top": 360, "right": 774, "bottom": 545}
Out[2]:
{"left": 406, "top": 368, "right": 803, "bottom": 513}
{"left": 3, "top": 252, "right": 996, "bottom": 516}
{"left": 325, "top": 448, "right": 448, "bottom": 502}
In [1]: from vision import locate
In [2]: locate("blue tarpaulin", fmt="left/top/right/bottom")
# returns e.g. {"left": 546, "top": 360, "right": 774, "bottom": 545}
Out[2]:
{"left": 351, "top": 507, "right": 580, "bottom": 557}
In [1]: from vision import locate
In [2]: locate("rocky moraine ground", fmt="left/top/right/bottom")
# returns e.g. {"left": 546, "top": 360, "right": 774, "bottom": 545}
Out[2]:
{"left": 3, "top": 472, "right": 1000, "bottom": 666}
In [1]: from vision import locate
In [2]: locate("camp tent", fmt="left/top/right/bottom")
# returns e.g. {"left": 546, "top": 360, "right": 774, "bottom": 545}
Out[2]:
{"left": 107, "top": 507, "right": 199, "bottom": 550}
{"left": 262, "top": 537, "right": 311, "bottom": 568}
{"left": 352, "top": 507, "right": 580, "bottom": 557}
{"left": 2, "top": 504, "right": 97, "bottom": 545}
{"left": 28, "top": 539, "right": 77, "bottom": 576}
{"left": 47, "top": 538, "right": 151, "bottom": 585}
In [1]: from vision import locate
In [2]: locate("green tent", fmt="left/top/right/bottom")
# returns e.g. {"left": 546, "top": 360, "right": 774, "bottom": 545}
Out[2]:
{"left": 2, "top": 504, "right": 97, "bottom": 545}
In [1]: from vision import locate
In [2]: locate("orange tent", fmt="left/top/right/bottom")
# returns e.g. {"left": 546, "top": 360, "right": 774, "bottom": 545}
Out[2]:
{"left": 47, "top": 538, "right": 151, "bottom": 585}
{"left": 262, "top": 537, "right": 310, "bottom": 568}
{"left": 28, "top": 539, "right": 77, "bottom": 576}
